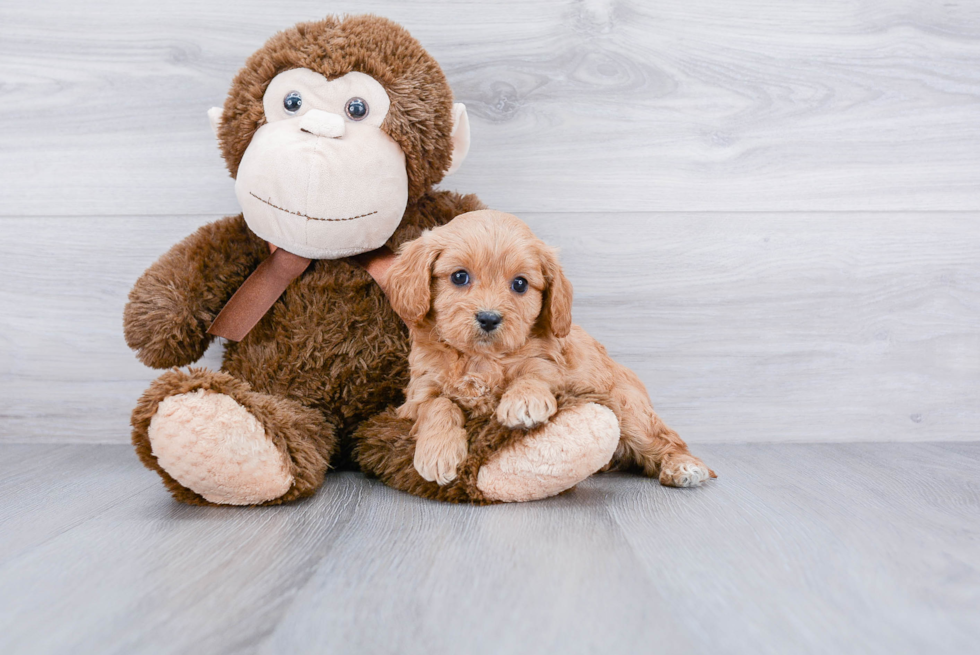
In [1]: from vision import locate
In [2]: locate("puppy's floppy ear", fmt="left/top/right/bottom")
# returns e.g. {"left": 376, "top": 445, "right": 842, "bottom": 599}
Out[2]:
{"left": 537, "top": 244, "right": 573, "bottom": 338}
{"left": 386, "top": 232, "right": 441, "bottom": 324}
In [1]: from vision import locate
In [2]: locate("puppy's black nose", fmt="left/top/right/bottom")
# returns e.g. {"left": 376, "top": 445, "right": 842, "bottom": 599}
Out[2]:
{"left": 476, "top": 311, "right": 503, "bottom": 333}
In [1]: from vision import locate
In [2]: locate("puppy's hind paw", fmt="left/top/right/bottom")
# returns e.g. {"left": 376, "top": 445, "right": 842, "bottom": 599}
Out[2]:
{"left": 659, "top": 455, "right": 715, "bottom": 488}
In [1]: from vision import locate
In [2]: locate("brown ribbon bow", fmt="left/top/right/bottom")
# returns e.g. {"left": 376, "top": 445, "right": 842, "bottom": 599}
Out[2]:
{"left": 207, "top": 244, "right": 397, "bottom": 342}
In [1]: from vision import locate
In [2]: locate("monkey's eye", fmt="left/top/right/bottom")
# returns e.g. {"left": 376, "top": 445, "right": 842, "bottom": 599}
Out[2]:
{"left": 283, "top": 91, "right": 303, "bottom": 114}
{"left": 511, "top": 277, "right": 529, "bottom": 294}
{"left": 345, "top": 97, "right": 369, "bottom": 121}
{"left": 451, "top": 270, "right": 470, "bottom": 287}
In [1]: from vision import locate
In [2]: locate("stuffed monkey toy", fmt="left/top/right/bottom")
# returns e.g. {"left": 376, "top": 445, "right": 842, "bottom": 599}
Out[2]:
{"left": 124, "top": 15, "right": 620, "bottom": 506}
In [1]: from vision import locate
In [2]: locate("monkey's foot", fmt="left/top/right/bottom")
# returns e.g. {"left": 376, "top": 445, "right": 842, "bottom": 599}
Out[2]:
{"left": 476, "top": 403, "right": 620, "bottom": 502}
{"left": 148, "top": 389, "right": 294, "bottom": 505}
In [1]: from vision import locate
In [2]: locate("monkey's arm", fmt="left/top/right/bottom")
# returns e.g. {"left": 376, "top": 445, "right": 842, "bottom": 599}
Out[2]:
{"left": 123, "top": 214, "right": 267, "bottom": 369}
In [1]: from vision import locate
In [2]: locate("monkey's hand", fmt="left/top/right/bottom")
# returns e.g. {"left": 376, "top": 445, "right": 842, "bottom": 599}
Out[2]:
{"left": 123, "top": 215, "right": 267, "bottom": 369}
{"left": 497, "top": 379, "right": 558, "bottom": 429}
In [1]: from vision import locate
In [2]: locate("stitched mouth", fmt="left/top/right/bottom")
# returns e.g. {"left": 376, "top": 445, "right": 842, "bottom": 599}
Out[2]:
{"left": 250, "top": 192, "right": 378, "bottom": 222}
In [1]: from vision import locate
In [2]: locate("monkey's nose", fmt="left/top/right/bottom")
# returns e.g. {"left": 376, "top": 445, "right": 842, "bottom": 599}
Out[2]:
{"left": 476, "top": 311, "right": 503, "bottom": 333}
{"left": 299, "top": 109, "right": 346, "bottom": 138}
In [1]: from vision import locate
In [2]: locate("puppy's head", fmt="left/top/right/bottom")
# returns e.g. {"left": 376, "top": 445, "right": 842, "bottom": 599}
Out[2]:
{"left": 386, "top": 210, "right": 572, "bottom": 354}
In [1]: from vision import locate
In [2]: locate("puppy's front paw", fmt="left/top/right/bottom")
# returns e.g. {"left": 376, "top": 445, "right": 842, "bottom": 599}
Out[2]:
{"left": 659, "top": 454, "right": 715, "bottom": 488}
{"left": 413, "top": 426, "right": 469, "bottom": 486}
{"left": 497, "top": 384, "right": 558, "bottom": 429}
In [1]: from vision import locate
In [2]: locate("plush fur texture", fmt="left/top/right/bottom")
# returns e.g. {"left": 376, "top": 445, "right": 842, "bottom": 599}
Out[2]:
{"left": 131, "top": 367, "right": 333, "bottom": 506}
{"left": 125, "top": 15, "right": 618, "bottom": 506}
{"left": 352, "top": 393, "right": 617, "bottom": 503}
{"left": 127, "top": 194, "right": 484, "bottom": 505}
{"left": 216, "top": 15, "right": 455, "bottom": 201}
{"left": 385, "top": 210, "right": 716, "bottom": 487}
{"left": 149, "top": 390, "right": 295, "bottom": 505}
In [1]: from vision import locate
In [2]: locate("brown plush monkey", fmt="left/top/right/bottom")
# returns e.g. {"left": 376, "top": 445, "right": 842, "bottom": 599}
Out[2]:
{"left": 124, "top": 15, "right": 620, "bottom": 506}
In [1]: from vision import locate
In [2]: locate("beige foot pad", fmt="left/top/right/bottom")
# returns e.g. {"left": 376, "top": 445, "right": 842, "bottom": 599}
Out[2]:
{"left": 476, "top": 403, "right": 620, "bottom": 502}
{"left": 148, "top": 390, "right": 293, "bottom": 505}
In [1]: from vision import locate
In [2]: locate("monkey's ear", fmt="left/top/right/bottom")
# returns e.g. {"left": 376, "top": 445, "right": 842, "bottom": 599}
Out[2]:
{"left": 207, "top": 107, "right": 223, "bottom": 138}
{"left": 445, "top": 103, "right": 470, "bottom": 176}
{"left": 537, "top": 244, "right": 573, "bottom": 338}
{"left": 386, "top": 232, "right": 442, "bottom": 325}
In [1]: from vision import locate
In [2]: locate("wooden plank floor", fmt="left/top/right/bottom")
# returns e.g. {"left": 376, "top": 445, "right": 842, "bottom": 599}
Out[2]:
{"left": 1, "top": 442, "right": 976, "bottom": 655}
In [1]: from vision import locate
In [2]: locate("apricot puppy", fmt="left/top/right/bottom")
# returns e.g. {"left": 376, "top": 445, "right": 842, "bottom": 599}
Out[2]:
{"left": 386, "top": 209, "right": 715, "bottom": 488}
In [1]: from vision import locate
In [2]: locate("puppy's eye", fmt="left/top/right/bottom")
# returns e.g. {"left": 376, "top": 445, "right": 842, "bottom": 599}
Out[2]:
{"left": 511, "top": 276, "right": 528, "bottom": 294}
{"left": 345, "top": 97, "right": 369, "bottom": 121}
{"left": 283, "top": 91, "right": 302, "bottom": 114}
{"left": 451, "top": 270, "right": 470, "bottom": 286}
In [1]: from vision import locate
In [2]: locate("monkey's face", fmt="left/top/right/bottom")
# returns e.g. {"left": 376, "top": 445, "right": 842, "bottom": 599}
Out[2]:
{"left": 232, "top": 68, "right": 410, "bottom": 259}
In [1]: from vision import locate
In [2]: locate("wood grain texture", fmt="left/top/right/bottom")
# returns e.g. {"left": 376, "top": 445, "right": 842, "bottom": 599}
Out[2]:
{"left": 1, "top": 0, "right": 979, "bottom": 215}
{"left": 1, "top": 212, "right": 977, "bottom": 444}
{"left": 0, "top": 442, "right": 976, "bottom": 655}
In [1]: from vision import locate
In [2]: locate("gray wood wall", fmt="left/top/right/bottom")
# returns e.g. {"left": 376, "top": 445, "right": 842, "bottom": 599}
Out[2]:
{"left": 1, "top": 0, "right": 978, "bottom": 444}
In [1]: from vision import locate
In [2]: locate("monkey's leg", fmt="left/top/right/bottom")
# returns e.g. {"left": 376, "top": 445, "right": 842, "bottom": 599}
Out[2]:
{"left": 353, "top": 401, "right": 620, "bottom": 503}
{"left": 132, "top": 368, "right": 335, "bottom": 506}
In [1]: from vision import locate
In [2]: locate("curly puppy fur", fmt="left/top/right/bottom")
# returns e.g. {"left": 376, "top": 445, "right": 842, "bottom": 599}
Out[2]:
{"left": 385, "top": 210, "right": 716, "bottom": 488}
{"left": 124, "top": 15, "right": 495, "bottom": 505}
